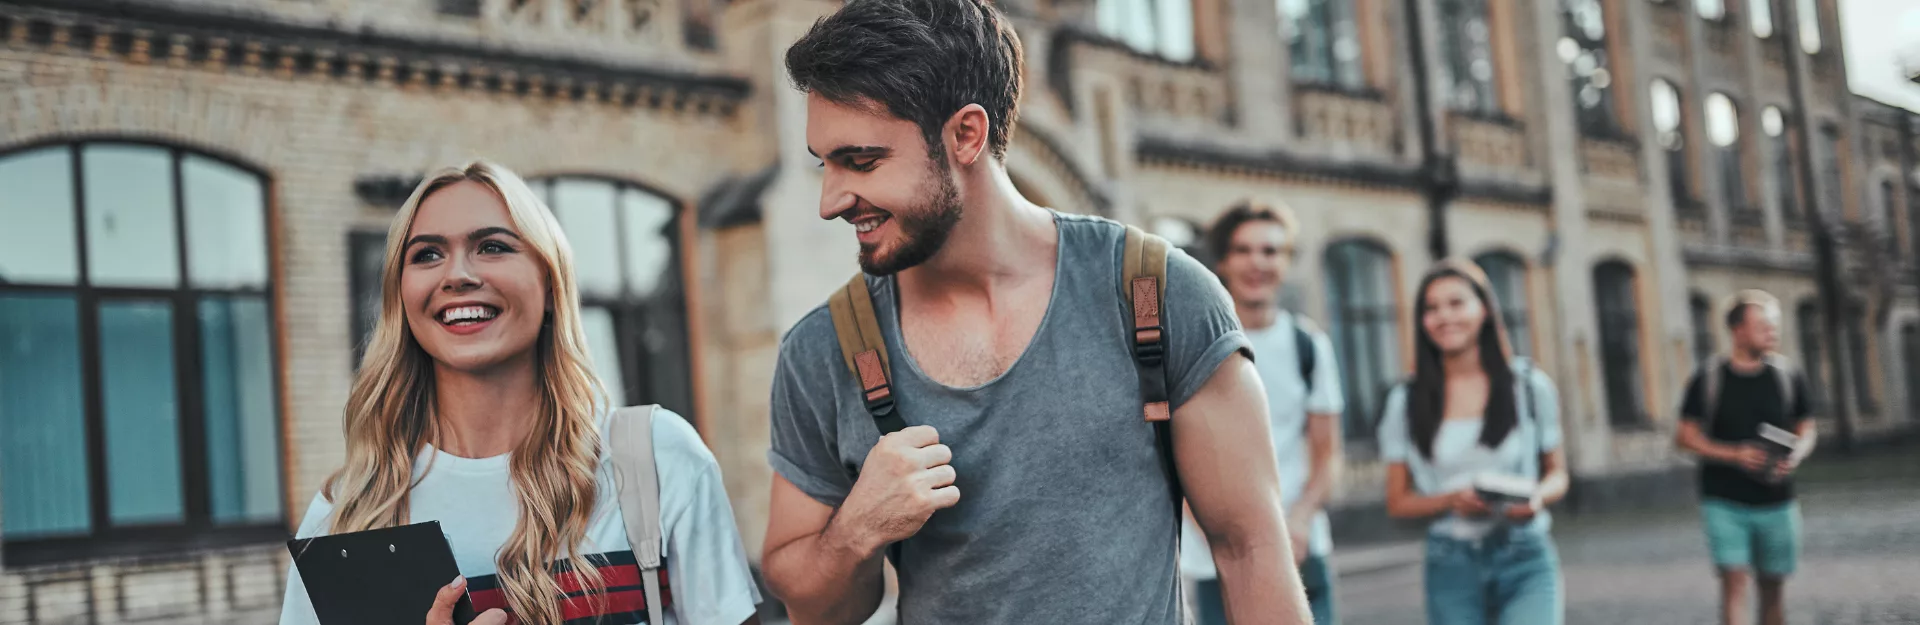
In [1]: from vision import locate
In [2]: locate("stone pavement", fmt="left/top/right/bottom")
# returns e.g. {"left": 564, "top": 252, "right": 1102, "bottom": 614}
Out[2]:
{"left": 1338, "top": 447, "right": 1920, "bottom": 625}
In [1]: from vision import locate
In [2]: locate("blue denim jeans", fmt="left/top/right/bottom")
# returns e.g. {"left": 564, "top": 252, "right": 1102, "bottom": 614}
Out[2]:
{"left": 1424, "top": 527, "right": 1563, "bottom": 625}
{"left": 1193, "top": 554, "right": 1337, "bottom": 624}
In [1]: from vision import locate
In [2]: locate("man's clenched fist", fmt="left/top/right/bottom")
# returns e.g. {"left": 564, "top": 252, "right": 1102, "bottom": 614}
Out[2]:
{"left": 837, "top": 425, "right": 960, "bottom": 555}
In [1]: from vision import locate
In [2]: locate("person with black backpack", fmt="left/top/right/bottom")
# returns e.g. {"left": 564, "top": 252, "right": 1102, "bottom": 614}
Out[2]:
{"left": 756, "top": 2, "right": 1312, "bottom": 623}
{"left": 1181, "top": 201, "right": 1346, "bottom": 624}
{"left": 1675, "top": 290, "right": 1817, "bottom": 625}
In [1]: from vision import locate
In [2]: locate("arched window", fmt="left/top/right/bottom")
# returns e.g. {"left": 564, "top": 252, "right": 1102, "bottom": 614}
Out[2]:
{"left": 1324, "top": 240, "right": 1399, "bottom": 439}
{"left": 0, "top": 142, "right": 282, "bottom": 562}
{"left": 534, "top": 177, "right": 695, "bottom": 418}
{"left": 1437, "top": 0, "right": 1499, "bottom": 113}
{"left": 1561, "top": 0, "right": 1620, "bottom": 136}
{"left": 1748, "top": 0, "right": 1774, "bottom": 37}
{"left": 1472, "top": 251, "right": 1533, "bottom": 358}
{"left": 1651, "top": 79, "right": 1692, "bottom": 203}
{"left": 1706, "top": 93, "right": 1750, "bottom": 214}
{"left": 1696, "top": 0, "right": 1725, "bottom": 20}
{"left": 1593, "top": 260, "right": 1646, "bottom": 427}
{"left": 1845, "top": 302, "right": 1875, "bottom": 413}
{"left": 1763, "top": 105, "right": 1799, "bottom": 223}
{"left": 1797, "top": 299, "right": 1825, "bottom": 408}
{"left": 1795, "top": 0, "right": 1820, "bottom": 54}
{"left": 1283, "top": 0, "right": 1366, "bottom": 89}
{"left": 1690, "top": 292, "right": 1717, "bottom": 364}
{"left": 1097, "top": 0, "right": 1196, "bottom": 62}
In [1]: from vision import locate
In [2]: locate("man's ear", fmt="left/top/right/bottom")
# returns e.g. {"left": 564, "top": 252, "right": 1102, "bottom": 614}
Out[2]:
{"left": 945, "top": 104, "right": 991, "bottom": 167}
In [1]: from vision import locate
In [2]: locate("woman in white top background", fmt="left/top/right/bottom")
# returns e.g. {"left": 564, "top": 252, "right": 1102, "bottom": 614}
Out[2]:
{"left": 1379, "top": 259, "right": 1570, "bottom": 625}
{"left": 278, "top": 161, "right": 761, "bottom": 625}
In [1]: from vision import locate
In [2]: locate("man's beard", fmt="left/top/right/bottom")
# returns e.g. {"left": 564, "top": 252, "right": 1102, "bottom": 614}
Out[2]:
{"left": 858, "top": 161, "right": 963, "bottom": 276}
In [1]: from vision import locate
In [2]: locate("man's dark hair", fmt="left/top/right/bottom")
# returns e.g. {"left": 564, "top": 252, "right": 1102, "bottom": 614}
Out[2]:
{"left": 1724, "top": 290, "right": 1780, "bottom": 329}
{"left": 784, "top": 0, "right": 1024, "bottom": 161}
{"left": 1203, "top": 200, "right": 1300, "bottom": 268}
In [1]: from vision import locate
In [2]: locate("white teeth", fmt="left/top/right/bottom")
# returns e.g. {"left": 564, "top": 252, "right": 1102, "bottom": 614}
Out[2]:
{"left": 441, "top": 306, "right": 498, "bottom": 324}
{"left": 854, "top": 218, "right": 882, "bottom": 234}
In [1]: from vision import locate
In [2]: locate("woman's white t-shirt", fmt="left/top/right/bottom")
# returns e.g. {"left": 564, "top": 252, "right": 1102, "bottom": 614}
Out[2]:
{"left": 278, "top": 408, "right": 761, "bottom": 625}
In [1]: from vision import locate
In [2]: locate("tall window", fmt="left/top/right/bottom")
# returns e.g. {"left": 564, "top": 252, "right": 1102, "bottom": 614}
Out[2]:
{"left": 1283, "top": 0, "right": 1366, "bottom": 89}
{"left": 1325, "top": 240, "right": 1400, "bottom": 440}
{"left": 1593, "top": 261, "right": 1646, "bottom": 427}
{"left": 1706, "top": 93, "right": 1750, "bottom": 213}
{"left": 348, "top": 230, "right": 387, "bottom": 367}
{"left": 1764, "top": 106, "right": 1799, "bottom": 222}
{"left": 1749, "top": 0, "right": 1774, "bottom": 37}
{"left": 1561, "top": 0, "right": 1620, "bottom": 136}
{"left": 1902, "top": 323, "right": 1920, "bottom": 420}
{"left": 1819, "top": 123, "right": 1843, "bottom": 218}
{"left": 534, "top": 177, "right": 694, "bottom": 418}
{"left": 1098, "top": 0, "right": 1197, "bottom": 62}
{"left": 1437, "top": 0, "right": 1499, "bottom": 113}
{"left": 1691, "top": 293, "right": 1717, "bottom": 364}
{"left": 1652, "top": 79, "right": 1692, "bottom": 203}
{"left": 1696, "top": 0, "right": 1725, "bottom": 20}
{"left": 1879, "top": 180, "right": 1899, "bottom": 250}
{"left": 0, "top": 143, "right": 282, "bottom": 563}
{"left": 1795, "top": 0, "right": 1820, "bottom": 54}
{"left": 1846, "top": 303, "right": 1875, "bottom": 413}
{"left": 1473, "top": 252, "right": 1533, "bottom": 357}
{"left": 1798, "top": 300, "right": 1826, "bottom": 408}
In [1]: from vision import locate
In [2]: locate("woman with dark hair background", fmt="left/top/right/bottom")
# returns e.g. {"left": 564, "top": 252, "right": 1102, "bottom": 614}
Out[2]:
{"left": 1379, "top": 259, "right": 1570, "bottom": 625}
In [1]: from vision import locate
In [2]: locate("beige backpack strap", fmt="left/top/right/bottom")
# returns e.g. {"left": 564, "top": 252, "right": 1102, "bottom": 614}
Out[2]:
{"left": 1767, "top": 353, "right": 1796, "bottom": 409}
{"left": 827, "top": 274, "right": 907, "bottom": 434}
{"left": 1122, "top": 225, "right": 1172, "bottom": 422}
{"left": 608, "top": 405, "right": 667, "bottom": 625}
{"left": 1122, "top": 225, "right": 1184, "bottom": 616}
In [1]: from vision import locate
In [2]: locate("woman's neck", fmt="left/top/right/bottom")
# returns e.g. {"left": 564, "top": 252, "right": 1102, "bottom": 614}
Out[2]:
{"left": 1442, "top": 343, "right": 1484, "bottom": 380}
{"left": 431, "top": 353, "right": 541, "bottom": 459}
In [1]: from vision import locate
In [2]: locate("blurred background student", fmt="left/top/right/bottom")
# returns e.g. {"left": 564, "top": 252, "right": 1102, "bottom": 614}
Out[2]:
{"left": 1379, "top": 260, "right": 1569, "bottom": 625}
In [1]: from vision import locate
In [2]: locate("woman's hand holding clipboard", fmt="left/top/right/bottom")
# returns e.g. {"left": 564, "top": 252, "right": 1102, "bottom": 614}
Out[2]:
{"left": 425, "top": 577, "right": 507, "bottom": 625}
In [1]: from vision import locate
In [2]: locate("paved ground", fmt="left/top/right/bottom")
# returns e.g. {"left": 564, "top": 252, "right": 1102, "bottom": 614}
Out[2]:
{"left": 1339, "top": 447, "right": 1920, "bottom": 625}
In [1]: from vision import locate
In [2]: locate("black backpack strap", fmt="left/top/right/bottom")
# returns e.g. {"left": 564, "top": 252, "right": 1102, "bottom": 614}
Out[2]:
{"left": 827, "top": 274, "right": 906, "bottom": 435}
{"left": 1293, "top": 316, "right": 1318, "bottom": 394}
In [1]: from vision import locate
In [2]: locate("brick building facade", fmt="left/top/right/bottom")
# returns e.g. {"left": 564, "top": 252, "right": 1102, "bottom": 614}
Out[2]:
{"left": 0, "top": 0, "right": 1914, "bottom": 622}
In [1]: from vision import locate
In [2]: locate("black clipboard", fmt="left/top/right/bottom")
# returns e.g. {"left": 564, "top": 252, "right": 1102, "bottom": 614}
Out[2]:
{"left": 287, "top": 521, "right": 479, "bottom": 625}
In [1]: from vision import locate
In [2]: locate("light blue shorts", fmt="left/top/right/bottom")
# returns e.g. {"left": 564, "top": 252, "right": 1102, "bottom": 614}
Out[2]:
{"left": 1701, "top": 498, "right": 1802, "bottom": 577}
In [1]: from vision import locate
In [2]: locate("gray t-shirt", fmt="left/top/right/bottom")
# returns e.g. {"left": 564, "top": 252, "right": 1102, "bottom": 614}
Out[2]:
{"left": 768, "top": 212, "right": 1250, "bottom": 624}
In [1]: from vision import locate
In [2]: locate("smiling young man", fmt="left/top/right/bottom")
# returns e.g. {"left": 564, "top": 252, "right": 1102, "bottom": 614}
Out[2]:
{"left": 758, "top": 1, "right": 1311, "bottom": 623}
{"left": 1183, "top": 201, "right": 1345, "bottom": 625}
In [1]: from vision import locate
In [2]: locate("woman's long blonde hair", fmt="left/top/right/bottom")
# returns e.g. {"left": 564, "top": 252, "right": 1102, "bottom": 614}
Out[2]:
{"left": 323, "top": 161, "right": 608, "bottom": 624}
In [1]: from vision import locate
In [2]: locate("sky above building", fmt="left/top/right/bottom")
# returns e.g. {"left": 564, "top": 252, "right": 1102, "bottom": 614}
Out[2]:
{"left": 1843, "top": 0, "right": 1920, "bottom": 110}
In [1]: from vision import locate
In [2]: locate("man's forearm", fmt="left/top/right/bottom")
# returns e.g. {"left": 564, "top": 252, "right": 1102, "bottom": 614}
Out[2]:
{"left": 1288, "top": 462, "right": 1338, "bottom": 525}
{"left": 764, "top": 515, "right": 887, "bottom": 625}
{"left": 1211, "top": 527, "right": 1311, "bottom": 624}
{"left": 1791, "top": 421, "right": 1819, "bottom": 464}
{"left": 1678, "top": 424, "right": 1743, "bottom": 465}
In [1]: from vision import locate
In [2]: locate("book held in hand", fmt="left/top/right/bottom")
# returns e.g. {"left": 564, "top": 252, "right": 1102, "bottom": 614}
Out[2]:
{"left": 287, "top": 521, "right": 478, "bottom": 625}
{"left": 1472, "top": 472, "right": 1537, "bottom": 510}
{"left": 1756, "top": 423, "right": 1800, "bottom": 458}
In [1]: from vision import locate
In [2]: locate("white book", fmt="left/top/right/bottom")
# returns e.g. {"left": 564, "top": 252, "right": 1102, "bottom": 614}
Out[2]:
{"left": 1472, "top": 473, "right": 1536, "bottom": 506}
{"left": 1757, "top": 423, "right": 1799, "bottom": 456}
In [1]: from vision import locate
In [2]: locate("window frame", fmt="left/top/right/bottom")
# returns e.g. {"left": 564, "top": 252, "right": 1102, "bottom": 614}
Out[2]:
{"left": 1706, "top": 92, "right": 1753, "bottom": 215}
{"left": 1592, "top": 259, "right": 1649, "bottom": 428}
{"left": 1097, "top": 0, "right": 1199, "bottom": 62}
{"left": 1561, "top": 0, "right": 1626, "bottom": 139}
{"left": 529, "top": 175, "right": 698, "bottom": 421}
{"left": 1436, "top": 0, "right": 1502, "bottom": 115}
{"left": 1323, "top": 238, "right": 1401, "bottom": 444}
{"left": 1471, "top": 250, "right": 1534, "bottom": 359}
{"left": 1651, "top": 78, "right": 1696, "bottom": 207}
{"left": 1284, "top": 0, "right": 1369, "bottom": 91}
{"left": 0, "top": 139, "right": 287, "bottom": 567}
{"left": 1690, "top": 292, "right": 1717, "bottom": 364}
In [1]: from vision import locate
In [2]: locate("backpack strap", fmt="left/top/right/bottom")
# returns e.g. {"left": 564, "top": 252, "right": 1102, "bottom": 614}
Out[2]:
{"left": 1293, "top": 315, "right": 1318, "bottom": 394}
{"left": 828, "top": 274, "right": 907, "bottom": 435}
{"left": 1766, "top": 354, "right": 1796, "bottom": 412}
{"left": 1122, "top": 225, "right": 1186, "bottom": 614}
{"left": 608, "top": 405, "right": 667, "bottom": 625}
{"left": 1701, "top": 356, "right": 1728, "bottom": 432}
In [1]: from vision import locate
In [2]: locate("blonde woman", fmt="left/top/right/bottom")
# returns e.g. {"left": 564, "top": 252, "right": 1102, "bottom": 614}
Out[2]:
{"left": 278, "top": 161, "right": 762, "bottom": 625}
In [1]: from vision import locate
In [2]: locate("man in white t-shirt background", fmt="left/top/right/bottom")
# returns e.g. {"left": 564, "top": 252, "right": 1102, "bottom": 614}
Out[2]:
{"left": 1184, "top": 200, "right": 1346, "bottom": 624}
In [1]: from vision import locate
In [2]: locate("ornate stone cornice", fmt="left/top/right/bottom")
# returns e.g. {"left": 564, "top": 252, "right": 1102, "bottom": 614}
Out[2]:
{"left": 0, "top": 0, "right": 750, "bottom": 117}
{"left": 1136, "top": 135, "right": 1552, "bottom": 207}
